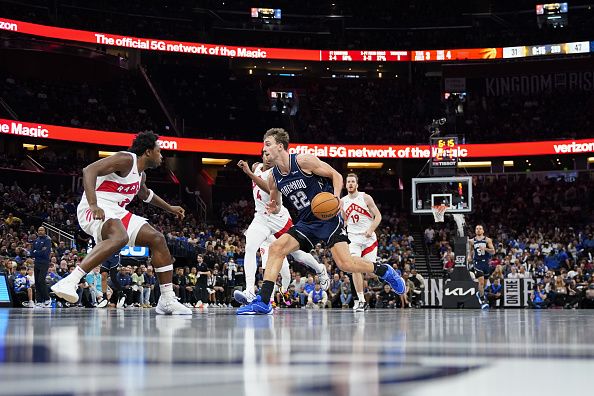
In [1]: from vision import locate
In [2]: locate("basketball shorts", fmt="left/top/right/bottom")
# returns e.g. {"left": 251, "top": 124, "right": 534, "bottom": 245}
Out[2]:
{"left": 471, "top": 261, "right": 492, "bottom": 279}
{"left": 348, "top": 233, "right": 378, "bottom": 262}
{"left": 100, "top": 253, "right": 121, "bottom": 273}
{"left": 288, "top": 215, "right": 350, "bottom": 252}
{"left": 244, "top": 210, "right": 293, "bottom": 242}
{"left": 77, "top": 201, "right": 147, "bottom": 247}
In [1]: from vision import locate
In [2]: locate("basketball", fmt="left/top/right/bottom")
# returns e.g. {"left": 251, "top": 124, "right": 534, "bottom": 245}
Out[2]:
{"left": 311, "top": 192, "right": 340, "bottom": 220}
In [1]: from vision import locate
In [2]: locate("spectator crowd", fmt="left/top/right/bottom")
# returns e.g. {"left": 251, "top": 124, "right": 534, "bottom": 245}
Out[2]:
{"left": 4, "top": 170, "right": 593, "bottom": 310}
{"left": 427, "top": 175, "right": 594, "bottom": 309}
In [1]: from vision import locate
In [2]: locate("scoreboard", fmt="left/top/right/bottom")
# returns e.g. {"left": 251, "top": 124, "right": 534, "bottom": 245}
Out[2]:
{"left": 321, "top": 50, "right": 409, "bottom": 62}
{"left": 502, "top": 41, "right": 588, "bottom": 58}
{"left": 431, "top": 136, "right": 459, "bottom": 170}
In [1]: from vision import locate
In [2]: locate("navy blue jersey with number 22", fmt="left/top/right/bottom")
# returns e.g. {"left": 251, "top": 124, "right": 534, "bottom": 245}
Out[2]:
{"left": 272, "top": 154, "right": 333, "bottom": 223}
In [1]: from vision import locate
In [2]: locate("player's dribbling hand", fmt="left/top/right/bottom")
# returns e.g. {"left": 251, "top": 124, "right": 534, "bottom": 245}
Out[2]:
{"left": 169, "top": 205, "right": 185, "bottom": 220}
{"left": 265, "top": 200, "right": 278, "bottom": 215}
{"left": 237, "top": 160, "right": 249, "bottom": 174}
{"left": 90, "top": 205, "right": 105, "bottom": 221}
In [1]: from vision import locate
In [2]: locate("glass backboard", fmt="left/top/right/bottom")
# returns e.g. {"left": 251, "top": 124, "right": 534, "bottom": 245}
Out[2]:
{"left": 411, "top": 176, "right": 473, "bottom": 214}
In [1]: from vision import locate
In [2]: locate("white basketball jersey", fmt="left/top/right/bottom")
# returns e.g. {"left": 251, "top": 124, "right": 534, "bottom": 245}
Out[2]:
{"left": 252, "top": 163, "right": 289, "bottom": 218}
{"left": 80, "top": 151, "right": 142, "bottom": 209}
{"left": 252, "top": 164, "right": 271, "bottom": 213}
{"left": 341, "top": 192, "right": 374, "bottom": 235}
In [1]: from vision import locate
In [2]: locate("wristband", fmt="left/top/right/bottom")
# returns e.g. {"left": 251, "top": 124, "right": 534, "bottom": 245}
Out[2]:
{"left": 143, "top": 189, "right": 154, "bottom": 203}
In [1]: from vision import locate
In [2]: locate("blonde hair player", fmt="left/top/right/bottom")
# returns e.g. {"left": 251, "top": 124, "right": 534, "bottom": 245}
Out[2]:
{"left": 341, "top": 173, "right": 382, "bottom": 312}
{"left": 237, "top": 128, "right": 405, "bottom": 315}
{"left": 234, "top": 150, "right": 330, "bottom": 306}
{"left": 50, "top": 132, "right": 191, "bottom": 315}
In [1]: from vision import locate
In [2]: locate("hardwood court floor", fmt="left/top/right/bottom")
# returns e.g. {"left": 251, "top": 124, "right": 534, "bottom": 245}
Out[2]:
{"left": 0, "top": 307, "right": 592, "bottom": 395}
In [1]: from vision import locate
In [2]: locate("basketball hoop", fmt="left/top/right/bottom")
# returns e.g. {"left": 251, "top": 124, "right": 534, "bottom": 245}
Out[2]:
{"left": 431, "top": 205, "right": 447, "bottom": 223}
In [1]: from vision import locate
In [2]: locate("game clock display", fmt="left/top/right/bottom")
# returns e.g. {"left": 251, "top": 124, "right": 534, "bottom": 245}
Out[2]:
{"left": 431, "top": 137, "right": 459, "bottom": 168}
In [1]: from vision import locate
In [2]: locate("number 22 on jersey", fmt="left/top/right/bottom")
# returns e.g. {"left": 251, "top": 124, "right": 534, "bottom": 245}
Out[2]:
{"left": 290, "top": 191, "right": 310, "bottom": 210}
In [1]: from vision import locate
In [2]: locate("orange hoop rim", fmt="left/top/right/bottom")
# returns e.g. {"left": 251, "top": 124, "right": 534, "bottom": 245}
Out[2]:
{"left": 431, "top": 205, "right": 448, "bottom": 213}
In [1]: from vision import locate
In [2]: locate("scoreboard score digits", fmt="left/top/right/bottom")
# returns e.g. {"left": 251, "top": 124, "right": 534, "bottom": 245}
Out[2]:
{"left": 431, "top": 136, "right": 459, "bottom": 168}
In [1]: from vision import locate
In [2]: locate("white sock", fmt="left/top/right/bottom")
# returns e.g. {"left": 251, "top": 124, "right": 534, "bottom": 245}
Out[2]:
{"left": 67, "top": 266, "right": 87, "bottom": 283}
{"left": 160, "top": 283, "right": 175, "bottom": 298}
{"left": 357, "top": 292, "right": 365, "bottom": 302}
{"left": 290, "top": 250, "right": 325, "bottom": 274}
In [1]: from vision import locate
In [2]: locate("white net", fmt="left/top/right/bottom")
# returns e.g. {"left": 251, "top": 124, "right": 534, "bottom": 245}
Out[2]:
{"left": 431, "top": 205, "right": 447, "bottom": 222}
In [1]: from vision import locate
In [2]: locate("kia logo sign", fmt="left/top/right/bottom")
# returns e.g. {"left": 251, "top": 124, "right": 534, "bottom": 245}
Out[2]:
{"left": 120, "top": 246, "right": 149, "bottom": 257}
{"left": 444, "top": 287, "right": 476, "bottom": 296}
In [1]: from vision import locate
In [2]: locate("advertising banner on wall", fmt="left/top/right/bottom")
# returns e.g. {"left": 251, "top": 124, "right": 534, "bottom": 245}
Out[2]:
{"left": 423, "top": 278, "right": 536, "bottom": 308}
{"left": 2, "top": 119, "right": 593, "bottom": 159}
{"left": 1, "top": 17, "right": 591, "bottom": 63}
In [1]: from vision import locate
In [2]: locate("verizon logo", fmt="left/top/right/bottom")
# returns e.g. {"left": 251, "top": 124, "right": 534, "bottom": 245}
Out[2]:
{"left": 553, "top": 142, "right": 594, "bottom": 154}
{"left": 0, "top": 21, "right": 18, "bottom": 32}
{"left": 157, "top": 139, "right": 178, "bottom": 150}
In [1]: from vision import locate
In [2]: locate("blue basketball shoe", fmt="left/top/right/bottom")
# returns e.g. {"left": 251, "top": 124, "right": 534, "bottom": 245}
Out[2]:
{"left": 477, "top": 293, "right": 490, "bottom": 310}
{"left": 380, "top": 265, "right": 406, "bottom": 295}
{"left": 236, "top": 295, "right": 273, "bottom": 315}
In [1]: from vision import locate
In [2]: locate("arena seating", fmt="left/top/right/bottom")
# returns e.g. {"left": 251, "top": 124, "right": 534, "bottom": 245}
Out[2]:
{"left": 2, "top": 171, "right": 593, "bottom": 309}
{"left": 429, "top": 175, "right": 594, "bottom": 308}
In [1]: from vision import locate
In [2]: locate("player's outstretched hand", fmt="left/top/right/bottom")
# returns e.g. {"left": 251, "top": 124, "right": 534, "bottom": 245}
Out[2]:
{"left": 237, "top": 160, "right": 250, "bottom": 174}
{"left": 90, "top": 205, "right": 105, "bottom": 221}
{"left": 170, "top": 205, "right": 185, "bottom": 220}
{"left": 265, "top": 200, "right": 278, "bottom": 215}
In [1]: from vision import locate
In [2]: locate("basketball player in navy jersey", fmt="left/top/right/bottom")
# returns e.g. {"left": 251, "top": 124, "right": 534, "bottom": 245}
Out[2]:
{"left": 237, "top": 128, "right": 405, "bottom": 315}
{"left": 233, "top": 150, "right": 329, "bottom": 305}
{"left": 468, "top": 224, "right": 495, "bottom": 309}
